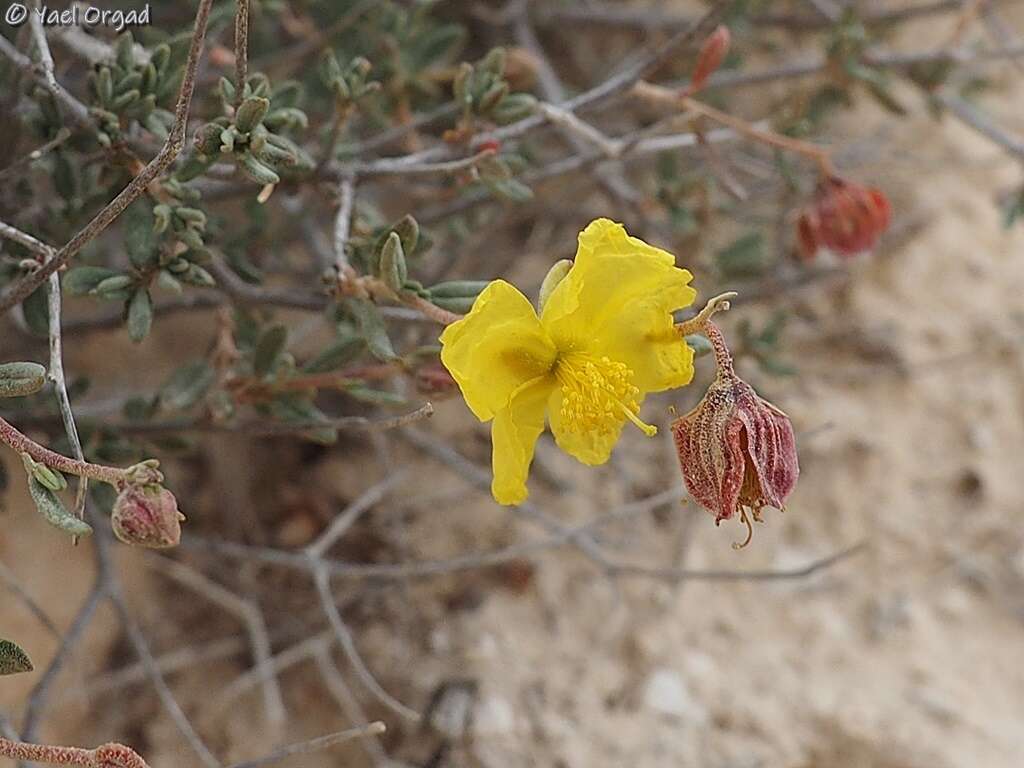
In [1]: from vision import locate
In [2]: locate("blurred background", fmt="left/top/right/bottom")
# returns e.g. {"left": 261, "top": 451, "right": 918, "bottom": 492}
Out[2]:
{"left": 2, "top": 1, "right": 1024, "bottom": 766}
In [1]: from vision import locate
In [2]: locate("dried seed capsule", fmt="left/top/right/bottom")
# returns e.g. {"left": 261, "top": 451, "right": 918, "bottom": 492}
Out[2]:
{"left": 796, "top": 175, "right": 891, "bottom": 260}
{"left": 671, "top": 323, "right": 798, "bottom": 548}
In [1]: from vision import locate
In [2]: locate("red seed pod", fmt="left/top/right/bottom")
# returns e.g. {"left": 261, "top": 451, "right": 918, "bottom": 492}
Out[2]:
{"left": 111, "top": 484, "right": 184, "bottom": 549}
{"left": 671, "top": 323, "right": 798, "bottom": 548}
{"left": 477, "top": 139, "right": 502, "bottom": 154}
{"left": 687, "top": 25, "right": 731, "bottom": 97}
{"left": 796, "top": 176, "right": 891, "bottom": 261}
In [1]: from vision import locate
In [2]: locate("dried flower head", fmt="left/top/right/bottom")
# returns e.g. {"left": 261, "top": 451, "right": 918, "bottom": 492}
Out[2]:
{"left": 111, "top": 484, "right": 184, "bottom": 548}
{"left": 671, "top": 323, "right": 798, "bottom": 548}
{"left": 796, "top": 175, "right": 891, "bottom": 260}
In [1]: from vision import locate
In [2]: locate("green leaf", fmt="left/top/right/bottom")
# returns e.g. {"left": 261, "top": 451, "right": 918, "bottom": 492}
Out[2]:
{"left": 490, "top": 93, "right": 537, "bottom": 124}
{"left": 428, "top": 280, "right": 489, "bottom": 299}
{"left": 0, "top": 362, "right": 47, "bottom": 398}
{"left": 25, "top": 472, "right": 92, "bottom": 537}
{"left": 22, "top": 286, "right": 49, "bottom": 336}
{"left": 340, "top": 297, "right": 396, "bottom": 362}
{"left": 302, "top": 336, "right": 365, "bottom": 373}
{"left": 715, "top": 232, "right": 766, "bottom": 279}
{"left": 1002, "top": 187, "right": 1024, "bottom": 228}
{"left": 266, "top": 395, "right": 337, "bottom": 445}
{"left": 122, "top": 395, "right": 158, "bottom": 421}
{"left": 430, "top": 295, "right": 476, "bottom": 313}
{"left": 64, "top": 266, "right": 120, "bottom": 295}
{"left": 235, "top": 96, "right": 270, "bottom": 133}
{"left": 344, "top": 385, "right": 407, "bottom": 406}
{"left": 0, "top": 639, "right": 33, "bottom": 675}
{"left": 485, "top": 177, "right": 533, "bottom": 202}
{"left": 23, "top": 454, "right": 66, "bottom": 491}
{"left": 254, "top": 325, "right": 288, "bottom": 377}
{"left": 240, "top": 153, "right": 281, "bottom": 185}
{"left": 124, "top": 200, "right": 159, "bottom": 268}
{"left": 160, "top": 360, "right": 214, "bottom": 411}
{"left": 378, "top": 232, "right": 407, "bottom": 292}
{"left": 127, "top": 288, "right": 153, "bottom": 342}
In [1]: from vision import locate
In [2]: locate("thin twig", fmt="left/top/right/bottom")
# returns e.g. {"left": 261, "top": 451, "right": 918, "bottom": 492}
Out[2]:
{"left": 223, "top": 723, "right": 386, "bottom": 768}
{"left": 20, "top": 584, "right": 106, "bottom": 741}
{"left": 0, "top": 561, "right": 61, "bottom": 639}
{"left": 332, "top": 172, "right": 357, "bottom": 278}
{"left": 46, "top": 270, "right": 89, "bottom": 525}
{"left": 109, "top": 588, "right": 221, "bottom": 768}
{"left": 313, "top": 565, "right": 421, "bottom": 721}
{"left": 932, "top": 90, "right": 1024, "bottom": 160}
{"left": 633, "top": 81, "right": 835, "bottom": 175}
{"left": 0, "top": 128, "right": 71, "bottom": 182}
{"left": 305, "top": 473, "right": 406, "bottom": 559}
{"left": 536, "top": 0, "right": 965, "bottom": 32}
{"left": 312, "top": 650, "right": 390, "bottom": 767}
{"left": 144, "top": 557, "right": 286, "bottom": 726}
{"left": 0, "top": 36, "right": 92, "bottom": 130}
{"left": 234, "top": 0, "right": 250, "bottom": 107}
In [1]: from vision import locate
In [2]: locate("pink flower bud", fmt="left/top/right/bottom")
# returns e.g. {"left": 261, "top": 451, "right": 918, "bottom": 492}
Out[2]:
{"left": 111, "top": 485, "right": 184, "bottom": 549}
{"left": 687, "top": 25, "right": 731, "bottom": 97}
{"left": 796, "top": 175, "right": 891, "bottom": 260}
{"left": 671, "top": 323, "right": 798, "bottom": 548}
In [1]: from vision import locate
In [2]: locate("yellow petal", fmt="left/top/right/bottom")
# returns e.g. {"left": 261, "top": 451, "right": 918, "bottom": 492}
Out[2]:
{"left": 592, "top": 289, "right": 696, "bottom": 394}
{"left": 547, "top": 387, "right": 623, "bottom": 466}
{"left": 490, "top": 375, "right": 555, "bottom": 505}
{"left": 541, "top": 218, "right": 696, "bottom": 393}
{"left": 440, "top": 280, "right": 558, "bottom": 421}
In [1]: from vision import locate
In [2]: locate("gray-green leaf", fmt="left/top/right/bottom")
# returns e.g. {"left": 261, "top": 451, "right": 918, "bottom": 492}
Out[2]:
{"left": 0, "top": 362, "right": 47, "bottom": 398}
{"left": 341, "top": 297, "right": 396, "bottom": 362}
{"left": 127, "top": 288, "right": 153, "bottom": 342}
{"left": 64, "top": 266, "right": 120, "bottom": 296}
{"left": 160, "top": 360, "right": 214, "bottom": 411}
{"left": 25, "top": 473, "right": 92, "bottom": 537}
{"left": 254, "top": 325, "right": 288, "bottom": 377}
{"left": 0, "top": 639, "right": 33, "bottom": 675}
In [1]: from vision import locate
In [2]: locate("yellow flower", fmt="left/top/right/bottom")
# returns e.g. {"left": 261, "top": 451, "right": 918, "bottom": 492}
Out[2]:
{"left": 440, "top": 219, "right": 697, "bottom": 504}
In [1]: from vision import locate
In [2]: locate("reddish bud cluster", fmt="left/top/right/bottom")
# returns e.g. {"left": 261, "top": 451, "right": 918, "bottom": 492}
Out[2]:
{"left": 671, "top": 323, "right": 799, "bottom": 548}
{"left": 796, "top": 176, "right": 891, "bottom": 260}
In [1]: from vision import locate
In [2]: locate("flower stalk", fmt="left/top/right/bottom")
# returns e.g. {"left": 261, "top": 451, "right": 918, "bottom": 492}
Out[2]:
{"left": 0, "top": 414, "right": 127, "bottom": 486}
{"left": 0, "top": 736, "right": 149, "bottom": 768}
{"left": 632, "top": 80, "right": 835, "bottom": 177}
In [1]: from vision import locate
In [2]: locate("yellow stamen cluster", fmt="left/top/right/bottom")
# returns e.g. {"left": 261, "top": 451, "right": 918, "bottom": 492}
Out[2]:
{"left": 555, "top": 354, "right": 657, "bottom": 437}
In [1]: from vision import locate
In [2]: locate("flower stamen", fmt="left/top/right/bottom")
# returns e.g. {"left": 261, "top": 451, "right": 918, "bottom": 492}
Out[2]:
{"left": 555, "top": 354, "right": 657, "bottom": 437}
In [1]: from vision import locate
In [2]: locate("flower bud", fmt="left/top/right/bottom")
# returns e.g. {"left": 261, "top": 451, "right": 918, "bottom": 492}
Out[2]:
{"left": 111, "top": 484, "right": 184, "bottom": 548}
{"left": 796, "top": 175, "right": 891, "bottom": 261}
{"left": 671, "top": 323, "right": 798, "bottom": 548}
{"left": 688, "top": 25, "right": 731, "bottom": 97}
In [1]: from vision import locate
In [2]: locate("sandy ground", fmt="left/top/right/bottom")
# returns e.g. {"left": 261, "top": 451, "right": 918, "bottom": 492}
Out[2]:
{"left": 4, "top": 6, "right": 1024, "bottom": 768}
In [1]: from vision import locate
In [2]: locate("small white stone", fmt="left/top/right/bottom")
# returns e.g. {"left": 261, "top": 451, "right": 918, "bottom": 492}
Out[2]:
{"left": 642, "top": 668, "right": 708, "bottom": 724}
{"left": 474, "top": 695, "right": 516, "bottom": 735}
